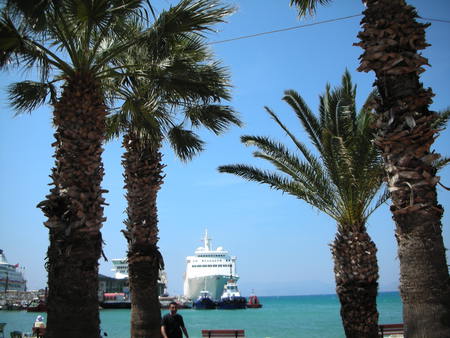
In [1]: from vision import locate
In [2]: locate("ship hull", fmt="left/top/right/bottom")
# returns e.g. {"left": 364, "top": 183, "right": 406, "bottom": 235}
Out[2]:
{"left": 217, "top": 297, "right": 247, "bottom": 310}
{"left": 193, "top": 298, "right": 216, "bottom": 310}
{"left": 100, "top": 301, "right": 131, "bottom": 309}
{"left": 184, "top": 275, "right": 237, "bottom": 301}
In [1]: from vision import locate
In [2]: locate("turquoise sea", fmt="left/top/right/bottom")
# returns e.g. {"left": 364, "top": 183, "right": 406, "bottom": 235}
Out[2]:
{"left": 0, "top": 292, "right": 402, "bottom": 338}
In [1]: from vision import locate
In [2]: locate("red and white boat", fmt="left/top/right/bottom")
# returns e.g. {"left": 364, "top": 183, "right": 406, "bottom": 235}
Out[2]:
{"left": 246, "top": 292, "right": 262, "bottom": 308}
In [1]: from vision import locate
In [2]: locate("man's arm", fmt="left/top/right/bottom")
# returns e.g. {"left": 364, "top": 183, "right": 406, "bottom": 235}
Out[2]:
{"left": 161, "top": 325, "right": 168, "bottom": 338}
{"left": 182, "top": 325, "right": 189, "bottom": 338}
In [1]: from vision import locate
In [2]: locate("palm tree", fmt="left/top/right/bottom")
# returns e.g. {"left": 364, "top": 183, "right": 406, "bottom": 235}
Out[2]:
{"left": 106, "top": 6, "right": 240, "bottom": 337}
{"left": 290, "top": 1, "right": 450, "bottom": 336}
{"left": 1, "top": 1, "right": 148, "bottom": 336}
{"left": 219, "top": 71, "right": 385, "bottom": 338}
{"left": 1, "top": 1, "right": 233, "bottom": 336}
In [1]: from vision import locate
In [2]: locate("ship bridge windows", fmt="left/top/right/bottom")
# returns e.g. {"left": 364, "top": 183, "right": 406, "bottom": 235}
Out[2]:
{"left": 197, "top": 254, "right": 227, "bottom": 258}
{"left": 191, "top": 264, "right": 233, "bottom": 268}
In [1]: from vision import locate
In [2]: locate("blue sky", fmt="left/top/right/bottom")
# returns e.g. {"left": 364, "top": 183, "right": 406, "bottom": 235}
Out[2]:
{"left": 0, "top": 0, "right": 449, "bottom": 296}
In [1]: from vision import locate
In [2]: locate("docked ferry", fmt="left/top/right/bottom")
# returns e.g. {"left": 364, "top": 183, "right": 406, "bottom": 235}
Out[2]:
{"left": 183, "top": 230, "right": 239, "bottom": 301}
{"left": 0, "top": 249, "right": 26, "bottom": 292}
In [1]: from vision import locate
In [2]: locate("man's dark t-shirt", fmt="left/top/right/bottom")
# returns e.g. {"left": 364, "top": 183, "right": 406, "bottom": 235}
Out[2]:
{"left": 161, "top": 313, "right": 185, "bottom": 338}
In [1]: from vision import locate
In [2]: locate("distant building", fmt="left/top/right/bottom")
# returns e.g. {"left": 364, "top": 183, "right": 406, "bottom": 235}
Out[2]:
{"left": 98, "top": 274, "right": 165, "bottom": 296}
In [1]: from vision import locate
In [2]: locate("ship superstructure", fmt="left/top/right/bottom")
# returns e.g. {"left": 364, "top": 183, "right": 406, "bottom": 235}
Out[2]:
{"left": 183, "top": 230, "right": 238, "bottom": 301}
{"left": 0, "top": 249, "right": 27, "bottom": 292}
{"left": 111, "top": 258, "right": 130, "bottom": 279}
{"left": 111, "top": 257, "right": 168, "bottom": 295}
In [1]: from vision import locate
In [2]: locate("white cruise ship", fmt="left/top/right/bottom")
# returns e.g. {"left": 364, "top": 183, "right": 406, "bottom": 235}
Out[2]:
{"left": 184, "top": 230, "right": 238, "bottom": 301}
{"left": 0, "top": 249, "right": 27, "bottom": 291}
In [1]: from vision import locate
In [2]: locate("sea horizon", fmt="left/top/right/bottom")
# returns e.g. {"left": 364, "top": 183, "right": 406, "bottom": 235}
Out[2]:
{"left": 250, "top": 290, "right": 400, "bottom": 297}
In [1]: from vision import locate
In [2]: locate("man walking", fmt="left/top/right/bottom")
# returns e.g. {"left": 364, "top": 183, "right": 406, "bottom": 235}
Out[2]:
{"left": 161, "top": 302, "right": 189, "bottom": 338}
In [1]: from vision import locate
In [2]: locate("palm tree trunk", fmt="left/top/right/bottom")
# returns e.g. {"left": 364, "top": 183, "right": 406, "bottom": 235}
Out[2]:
{"left": 332, "top": 227, "right": 379, "bottom": 338}
{"left": 39, "top": 73, "right": 107, "bottom": 338}
{"left": 356, "top": 1, "right": 450, "bottom": 336}
{"left": 122, "top": 132, "right": 165, "bottom": 338}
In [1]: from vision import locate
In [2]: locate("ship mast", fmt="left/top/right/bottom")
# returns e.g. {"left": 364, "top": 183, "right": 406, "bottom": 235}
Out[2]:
{"left": 202, "top": 229, "right": 212, "bottom": 251}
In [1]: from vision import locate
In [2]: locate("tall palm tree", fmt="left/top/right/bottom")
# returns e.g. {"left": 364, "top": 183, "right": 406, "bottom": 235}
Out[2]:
{"left": 219, "top": 71, "right": 385, "bottom": 338}
{"left": 290, "top": 1, "right": 450, "bottom": 336}
{"left": 106, "top": 6, "right": 240, "bottom": 337}
{"left": 1, "top": 1, "right": 233, "bottom": 337}
{"left": 1, "top": 1, "right": 147, "bottom": 336}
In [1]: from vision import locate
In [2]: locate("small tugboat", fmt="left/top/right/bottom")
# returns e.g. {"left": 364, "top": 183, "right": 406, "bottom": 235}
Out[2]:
{"left": 246, "top": 291, "right": 263, "bottom": 308}
{"left": 216, "top": 279, "right": 246, "bottom": 310}
{"left": 193, "top": 289, "right": 216, "bottom": 310}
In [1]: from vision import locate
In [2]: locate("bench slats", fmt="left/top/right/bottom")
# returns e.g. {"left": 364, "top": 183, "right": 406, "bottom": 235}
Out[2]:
{"left": 378, "top": 323, "right": 404, "bottom": 336}
{"left": 201, "top": 329, "right": 245, "bottom": 337}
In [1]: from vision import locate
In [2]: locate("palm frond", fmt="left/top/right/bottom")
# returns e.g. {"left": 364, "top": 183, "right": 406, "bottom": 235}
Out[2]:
{"left": 319, "top": 70, "right": 356, "bottom": 138}
{"left": 289, "top": 0, "right": 333, "bottom": 17}
{"left": 241, "top": 134, "right": 338, "bottom": 209}
{"left": 7, "top": 80, "right": 56, "bottom": 114}
{"left": 360, "top": 89, "right": 378, "bottom": 113}
{"left": 435, "top": 156, "right": 450, "bottom": 172}
{"left": 0, "top": 12, "right": 40, "bottom": 68}
{"left": 265, "top": 107, "right": 317, "bottom": 167}
{"left": 168, "top": 125, "right": 204, "bottom": 161}
{"left": 4, "top": 0, "right": 52, "bottom": 32}
{"left": 283, "top": 89, "right": 323, "bottom": 154}
{"left": 106, "top": 111, "right": 130, "bottom": 141}
{"left": 432, "top": 107, "right": 450, "bottom": 130}
{"left": 0, "top": 9, "right": 72, "bottom": 74}
{"left": 365, "top": 185, "right": 390, "bottom": 219}
{"left": 242, "top": 135, "right": 313, "bottom": 184}
{"left": 158, "top": 0, "right": 234, "bottom": 37}
{"left": 149, "top": 60, "right": 231, "bottom": 103}
{"left": 252, "top": 150, "right": 336, "bottom": 204}
{"left": 185, "top": 104, "right": 241, "bottom": 134}
{"left": 218, "top": 164, "right": 339, "bottom": 219}
{"left": 330, "top": 133, "right": 355, "bottom": 187}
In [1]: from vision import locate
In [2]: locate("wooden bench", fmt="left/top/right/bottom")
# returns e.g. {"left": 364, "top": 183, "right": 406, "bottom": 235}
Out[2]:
{"left": 378, "top": 323, "right": 404, "bottom": 337}
{"left": 201, "top": 329, "right": 245, "bottom": 337}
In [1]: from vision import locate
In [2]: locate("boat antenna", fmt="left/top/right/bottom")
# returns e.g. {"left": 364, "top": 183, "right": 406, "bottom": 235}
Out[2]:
{"left": 202, "top": 229, "right": 212, "bottom": 250}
